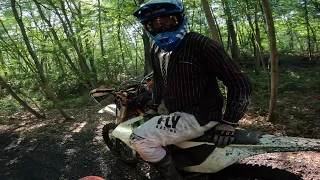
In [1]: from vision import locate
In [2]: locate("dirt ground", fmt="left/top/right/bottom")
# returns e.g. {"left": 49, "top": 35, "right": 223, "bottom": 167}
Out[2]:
{"left": 0, "top": 106, "right": 319, "bottom": 180}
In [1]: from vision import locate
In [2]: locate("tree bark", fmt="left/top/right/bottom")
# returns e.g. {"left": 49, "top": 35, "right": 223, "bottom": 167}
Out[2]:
{"left": 11, "top": 0, "right": 73, "bottom": 120}
{"left": 0, "top": 51, "right": 6, "bottom": 76}
{"left": 117, "top": 18, "right": 128, "bottom": 78}
{"left": 261, "top": 0, "right": 279, "bottom": 122}
{"left": 222, "top": 0, "right": 240, "bottom": 60}
{"left": 98, "top": 0, "right": 109, "bottom": 81}
{"left": 286, "top": 20, "right": 294, "bottom": 52}
{"left": 304, "top": 0, "right": 312, "bottom": 60}
{"left": 202, "top": 0, "right": 221, "bottom": 44}
{"left": 142, "top": 30, "right": 152, "bottom": 76}
{"left": 254, "top": 4, "right": 263, "bottom": 74}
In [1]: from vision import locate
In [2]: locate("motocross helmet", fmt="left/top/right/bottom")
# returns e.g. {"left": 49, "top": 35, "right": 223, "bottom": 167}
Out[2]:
{"left": 133, "top": 0, "right": 188, "bottom": 51}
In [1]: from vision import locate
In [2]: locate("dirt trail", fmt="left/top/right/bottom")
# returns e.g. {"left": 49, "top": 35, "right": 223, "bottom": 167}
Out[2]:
{"left": 0, "top": 106, "right": 319, "bottom": 180}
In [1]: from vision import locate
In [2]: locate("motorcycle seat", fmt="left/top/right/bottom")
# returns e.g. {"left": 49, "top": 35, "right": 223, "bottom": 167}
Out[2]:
{"left": 192, "top": 129, "right": 263, "bottom": 145}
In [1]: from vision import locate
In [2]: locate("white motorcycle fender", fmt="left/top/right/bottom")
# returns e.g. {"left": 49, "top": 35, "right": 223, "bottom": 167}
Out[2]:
{"left": 179, "top": 135, "right": 320, "bottom": 173}
{"left": 112, "top": 116, "right": 144, "bottom": 149}
{"left": 98, "top": 104, "right": 119, "bottom": 117}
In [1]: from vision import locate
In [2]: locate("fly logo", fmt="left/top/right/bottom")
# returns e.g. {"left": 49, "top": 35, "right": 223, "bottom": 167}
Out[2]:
{"left": 156, "top": 115, "right": 181, "bottom": 133}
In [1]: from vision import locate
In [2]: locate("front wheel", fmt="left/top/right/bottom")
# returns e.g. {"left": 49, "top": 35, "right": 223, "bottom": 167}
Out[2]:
{"left": 102, "top": 123, "right": 138, "bottom": 165}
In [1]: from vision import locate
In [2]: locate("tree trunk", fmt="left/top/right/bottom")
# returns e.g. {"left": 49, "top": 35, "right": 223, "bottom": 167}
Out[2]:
{"left": 11, "top": 0, "right": 73, "bottom": 120}
{"left": 211, "top": 10, "right": 224, "bottom": 47}
{"left": 304, "top": 0, "right": 312, "bottom": 60}
{"left": 117, "top": 18, "right": 128, "bottom": 78}
{"left": 261, "top": 0, "right": 279, "bottom": 122}
{"left": 254, "top": 4, "right": 263, "bottom": 74}
{"left": 76, "top": 2, "right": 97, "bottom": 87}
{"left": 98, "top": 0, "right": 109, "bottom": 81}
{"left": 190, "top": 1, "right": 195, "bottom": 31}
{"left": 57, "top": 0, "right": 95, "bottom": 87}
{"left": 222, "top": 0, "right": 240, "bottom": 60}
{"left": 286, "top": 20, "right": 294, "bottom": 52}
{"left": 142, "top": 30, "right": 152, "bottom": 76}
{"left": 0, "top": 51, "right": 6, "bottom": 76}
{"left": 243, "top": 0, "right": 266, "bottom": 73}
{"left": 85, "top": 38, "right": 98, "bottom": 85}
{"left": 309, "top": 25, "right": 317, "bottom": 57}
{"left": 35, "top": 0, "right": 86, "bottom": 83}
{"left": 0, "top": 76, "right": 45, "bottom": 119}
{"left": 202, "top": 0, "right": 221, "bottom": 44}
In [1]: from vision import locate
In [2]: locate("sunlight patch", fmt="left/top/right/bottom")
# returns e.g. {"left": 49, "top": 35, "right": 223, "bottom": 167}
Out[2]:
{"left": 289, "top": 71, "right": 300, "bottom": 78}
{"left": 65, "top": 148, "right": 78, "bottom": 156}
{"left": 69, "top": 122, "right": 88, "bottom": 133}
{"left": 13, "top": 122, "right": 47, "bottom": 132}
{"left": 60, "top": 134, "right": 74, "bottom": 146}
{"left": 0, "top": 125, "right": 10, "bottom": 131}
{"left": 5, "top": 136, "right": 24, "bottom": 150}
{"left": 6, "top": 158, "right": 19, "bottom": 166}
{"left": 92, "top": 119, "right": 108, "bottom": 145}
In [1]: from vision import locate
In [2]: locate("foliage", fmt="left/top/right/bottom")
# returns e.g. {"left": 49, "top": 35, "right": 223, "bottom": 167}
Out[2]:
{"left": 0, "top": 0, "right": 319, "bottom": 118}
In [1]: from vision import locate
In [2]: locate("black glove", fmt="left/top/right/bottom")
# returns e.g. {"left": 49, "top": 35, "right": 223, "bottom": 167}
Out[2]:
{"left": 213, "top": 123, "right": 235, "bottom": 147}
{"left": 144, "top": 108, "right": 160, "bottom": 118}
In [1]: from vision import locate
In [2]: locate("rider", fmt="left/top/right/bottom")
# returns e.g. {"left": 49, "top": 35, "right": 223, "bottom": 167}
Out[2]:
{"left": 130, "top": 0, "right": 252, "bottom": 179}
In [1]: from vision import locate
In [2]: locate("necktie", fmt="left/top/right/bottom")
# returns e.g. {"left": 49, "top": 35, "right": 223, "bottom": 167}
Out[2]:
{"left": 161, "top": 53, "right": 168, "bottom": 88}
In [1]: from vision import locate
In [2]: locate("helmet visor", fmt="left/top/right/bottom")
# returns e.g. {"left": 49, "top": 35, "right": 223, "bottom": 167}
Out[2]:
{"left": 145, "top": 15, "right": 179, "bottom": 35}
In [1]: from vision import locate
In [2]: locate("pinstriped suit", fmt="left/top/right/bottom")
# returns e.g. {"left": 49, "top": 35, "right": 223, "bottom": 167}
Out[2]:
{"left": 151, "top": 32, "right": 252, "bottom": 125}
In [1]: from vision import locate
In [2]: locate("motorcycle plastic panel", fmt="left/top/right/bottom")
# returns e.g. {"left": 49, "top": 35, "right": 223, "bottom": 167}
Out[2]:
{"left": 112, "top": 116, "right": 144, "bottom": 149}
{"left": 98, "top": 104, "right": 119, "bottom": 116}
{"left": 172, "top": 144, "right": 216, "bottom": 168}
{"left": 179, "top": 135, "right": 320, "bottom": 173}
{"left": 111, "top": 115, "right": 320, "bottom": 174}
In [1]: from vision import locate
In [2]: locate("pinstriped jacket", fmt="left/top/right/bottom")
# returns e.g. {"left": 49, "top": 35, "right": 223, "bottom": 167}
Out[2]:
{"left": 151, "top": 32, "right": 252, "bottom": 126}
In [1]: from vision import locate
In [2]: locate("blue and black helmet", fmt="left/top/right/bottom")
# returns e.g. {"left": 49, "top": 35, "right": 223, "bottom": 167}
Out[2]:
{"left": 133, "top": 0, "right": 188, "bottom": 51}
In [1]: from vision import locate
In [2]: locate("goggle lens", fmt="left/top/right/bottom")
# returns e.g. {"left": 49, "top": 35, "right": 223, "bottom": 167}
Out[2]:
{"left": 146, "top": 15, "right": 179, "bottom": 35}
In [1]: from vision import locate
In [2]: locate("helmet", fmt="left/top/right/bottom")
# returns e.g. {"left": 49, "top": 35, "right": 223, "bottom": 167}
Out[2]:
{"left": 133, "top": 0, "right": 188, "bottom": 51}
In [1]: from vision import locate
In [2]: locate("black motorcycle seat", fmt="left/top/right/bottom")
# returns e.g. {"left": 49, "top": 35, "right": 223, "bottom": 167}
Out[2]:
{"left": 233, "top": 129, "right": 263, "bottom": 145}
{"left": 192, "top": 129, "right": 263, "bottom": 145}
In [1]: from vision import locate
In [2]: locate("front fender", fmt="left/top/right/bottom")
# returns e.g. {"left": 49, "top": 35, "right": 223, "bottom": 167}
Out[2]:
{"left": 98, "top": 104, "right": 119, "bottom": 117}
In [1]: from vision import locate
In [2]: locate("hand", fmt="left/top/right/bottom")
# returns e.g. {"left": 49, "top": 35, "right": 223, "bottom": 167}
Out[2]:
{"left": 144, "top": 108, "right": 159, "bottom": 118}
{"left": 213, "top": 123, "right": 235, "bottom": 147}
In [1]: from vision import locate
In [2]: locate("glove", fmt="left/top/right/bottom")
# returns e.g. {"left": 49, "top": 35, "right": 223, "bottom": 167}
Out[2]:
{"left": 213, "top": 123, "right": 235, "bottom": 147}
{"left": 144, "top": 108, "right": 160, "bottom": 118}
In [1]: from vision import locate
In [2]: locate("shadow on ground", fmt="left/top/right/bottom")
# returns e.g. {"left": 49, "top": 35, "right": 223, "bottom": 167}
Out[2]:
{"left": 0, "top": 106, "right": 146, "bottom": 180}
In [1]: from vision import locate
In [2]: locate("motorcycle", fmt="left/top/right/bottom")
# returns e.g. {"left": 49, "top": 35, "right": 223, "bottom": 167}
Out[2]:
{"left": 90, "top": 72, "right": 320, "bottom": 180}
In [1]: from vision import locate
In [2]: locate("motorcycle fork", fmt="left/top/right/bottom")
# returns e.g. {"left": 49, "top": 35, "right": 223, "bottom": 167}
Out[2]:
{"left": 119, "top": 105, "right": 127, "bottom": 123}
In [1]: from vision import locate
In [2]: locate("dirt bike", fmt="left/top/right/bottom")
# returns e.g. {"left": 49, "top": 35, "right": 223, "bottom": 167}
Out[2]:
{"left": 90, "top": 72, "right": 320, "bottom": 180}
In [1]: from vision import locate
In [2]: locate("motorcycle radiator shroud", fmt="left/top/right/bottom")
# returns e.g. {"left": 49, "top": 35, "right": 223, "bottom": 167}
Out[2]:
{"left": 103, "top": 104, "right": 320, "bottom": 173}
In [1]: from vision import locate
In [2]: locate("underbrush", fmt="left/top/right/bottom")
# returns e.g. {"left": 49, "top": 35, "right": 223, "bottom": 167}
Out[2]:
{"left": 244, "top": 66, "right": 320, "bottom": 137}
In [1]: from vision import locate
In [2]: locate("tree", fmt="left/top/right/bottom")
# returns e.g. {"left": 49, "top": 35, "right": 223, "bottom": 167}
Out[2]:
{"left": 222, "top": 0, "right": 240, "bottom": 60}
{"left": 261, "top": 0, "right": 279, "bottom": 121}
{"left": 202, "top": 0, "right": 221, "bottom": 44}
{"left": 303, "top": 0, "right": 312, "bottom": 60}
{"left": 0, "top": 75, "right": 45, "bottom": 119}
{"left": 11, "top": 0, "right": 73, "bottom": 120}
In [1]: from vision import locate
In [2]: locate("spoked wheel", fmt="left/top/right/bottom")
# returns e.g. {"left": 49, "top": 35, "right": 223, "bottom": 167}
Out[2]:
{"left": 102, "top": 123, "right": 138, "bottom": 165}
{"left": 209, "top": 164, "right": 302, "bottom": 180}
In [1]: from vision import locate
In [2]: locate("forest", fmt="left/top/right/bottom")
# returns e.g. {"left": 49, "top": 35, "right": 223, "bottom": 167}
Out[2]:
{"left": 0, "top": 0, "right": 319, "bottom": 179}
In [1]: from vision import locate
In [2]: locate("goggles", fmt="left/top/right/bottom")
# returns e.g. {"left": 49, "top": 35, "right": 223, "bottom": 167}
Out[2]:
{"left": 145, "top": 15, "right": 179, "bottom": 35}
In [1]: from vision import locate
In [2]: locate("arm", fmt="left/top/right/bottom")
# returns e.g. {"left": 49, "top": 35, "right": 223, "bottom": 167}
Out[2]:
{"left": 149, "top": 48, "right": 162, "bottom": 111}
{"left": 202, "top": 39, "right": 252, "bottom": 124}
